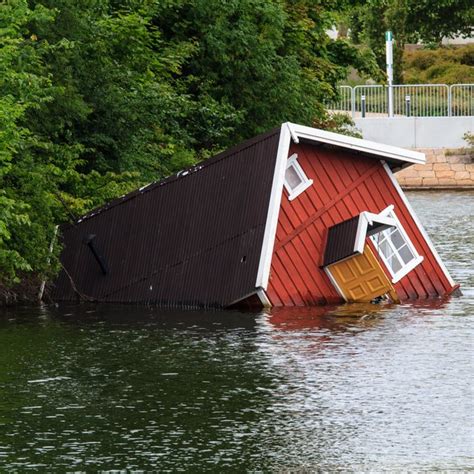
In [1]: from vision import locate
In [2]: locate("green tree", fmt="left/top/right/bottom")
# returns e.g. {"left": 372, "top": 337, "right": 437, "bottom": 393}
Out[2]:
{"left": 151, "top": 0, "right": 375, "bottom": 143}
{"left": 405, "top": 0, "right": 473, "bottom": 44}
{"left": 1, "top": 0, "right": 377, "bottom": 298}
{"left": 349, "top": 0, "right": 474, "bottom": 84}
{"left": 0, "top": 1, "right": 55, "bottom": 286}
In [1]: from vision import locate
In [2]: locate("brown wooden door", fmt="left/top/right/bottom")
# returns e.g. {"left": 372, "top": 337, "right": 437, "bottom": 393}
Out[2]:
{"left": 328, "top": 244, "right": 399, "bottom": 303}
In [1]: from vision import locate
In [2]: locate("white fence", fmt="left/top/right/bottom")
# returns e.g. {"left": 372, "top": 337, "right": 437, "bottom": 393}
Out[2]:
{"left": 328, "top": 84, "right": 474, "bottom": 118}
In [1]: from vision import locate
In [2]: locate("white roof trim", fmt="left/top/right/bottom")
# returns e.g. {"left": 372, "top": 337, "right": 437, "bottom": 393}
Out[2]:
{"left": 255, "top": 124, "right": 292, "bottom": 289}
{"left": 286, "top": 122, "right": 425, "bottom": 165}
{"left": 382, "top": 162, "right": 455, "bottom": 287}
{"left": 257, "top": 288, "right": 272, "bottom": 307}
{"left": 287, "top": 122, "right": 299, "bottom": 143}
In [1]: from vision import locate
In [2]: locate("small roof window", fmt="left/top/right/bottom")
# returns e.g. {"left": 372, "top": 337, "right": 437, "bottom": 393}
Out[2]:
{"left": 284, "top": 153, "right": 313, "bottom": 201}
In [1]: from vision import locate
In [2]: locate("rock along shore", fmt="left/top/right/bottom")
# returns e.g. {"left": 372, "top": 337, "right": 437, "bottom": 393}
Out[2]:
{"left": 396, "top": 147, "right": 474, "bottom": 189}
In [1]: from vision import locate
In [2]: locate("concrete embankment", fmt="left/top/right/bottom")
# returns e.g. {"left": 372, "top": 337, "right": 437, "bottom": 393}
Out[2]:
{"left": 396, "top": 148, "right": 474, "bottom": 189}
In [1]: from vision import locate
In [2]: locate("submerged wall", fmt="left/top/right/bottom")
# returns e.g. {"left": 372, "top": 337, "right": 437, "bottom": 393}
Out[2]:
{"left": 396, "top": 148, "right": 474, "bottom": 188}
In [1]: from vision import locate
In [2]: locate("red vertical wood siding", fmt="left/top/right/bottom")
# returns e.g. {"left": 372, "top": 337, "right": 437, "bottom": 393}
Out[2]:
{"left": 267, "top": 144, "right": 455, "bottom": 306}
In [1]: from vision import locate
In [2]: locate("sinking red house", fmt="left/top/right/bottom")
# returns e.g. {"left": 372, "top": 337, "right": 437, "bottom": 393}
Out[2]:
{"left": 52, "top": 122, "right": 459, "bottom": 307}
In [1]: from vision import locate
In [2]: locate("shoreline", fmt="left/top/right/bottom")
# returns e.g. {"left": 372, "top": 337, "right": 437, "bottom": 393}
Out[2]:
{"left": 396, "top": 147, "right": 473, "bottom": 188}
{"left": 402, "top": 186, "right": 474, "bottom": 191}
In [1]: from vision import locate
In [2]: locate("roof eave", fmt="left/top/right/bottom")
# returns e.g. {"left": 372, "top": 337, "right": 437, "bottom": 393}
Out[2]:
{"left": 286, "top": 122, "right": 426, "bottom": 166}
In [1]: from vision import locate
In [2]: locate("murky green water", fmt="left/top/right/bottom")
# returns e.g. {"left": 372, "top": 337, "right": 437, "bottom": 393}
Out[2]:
{"left": 1, "top": 191, "right": 473, "bottom": 471}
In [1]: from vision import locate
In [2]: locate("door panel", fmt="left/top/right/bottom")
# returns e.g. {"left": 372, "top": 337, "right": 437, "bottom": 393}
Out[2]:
{"left": 328, "top": 244, "right": 399, "bottom": 303}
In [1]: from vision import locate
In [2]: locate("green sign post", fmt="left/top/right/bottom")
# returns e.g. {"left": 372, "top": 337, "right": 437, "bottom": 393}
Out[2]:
{"left": 385, "top": 31, "right": 394, "bottom": 117}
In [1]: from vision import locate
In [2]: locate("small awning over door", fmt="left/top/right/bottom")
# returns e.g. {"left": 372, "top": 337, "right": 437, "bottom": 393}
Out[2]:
{"left": 323, "top": 210, "right": 397, "bottom": 267}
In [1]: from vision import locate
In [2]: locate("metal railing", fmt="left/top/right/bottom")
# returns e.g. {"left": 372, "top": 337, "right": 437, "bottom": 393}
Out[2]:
{"left": 450, "top": 84, "right": 474, "bottom": 116}
{"left": 329, "top": 85, "right": 353, "bottom": 114}
{"left": 327, "top": 83, "right": 474, "bottom": 118}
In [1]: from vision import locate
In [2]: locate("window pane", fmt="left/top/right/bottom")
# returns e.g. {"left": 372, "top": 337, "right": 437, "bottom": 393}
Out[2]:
{"left": 390, "top": 229, "right": 405, "bottom": 250}
{"left": 379, "top": 229, "right": 392, "bottom": 241}
{"left": 389, "top": 254, "right": 403, "bottom": 274}
{"left": 379, "top": 239, "right": 393, "bottom": 259}
{"left": 399, "top": 245, "right": 415, "bottom": 264}
{"left": 285, "top": 165, "right": 302, "bottom": 190}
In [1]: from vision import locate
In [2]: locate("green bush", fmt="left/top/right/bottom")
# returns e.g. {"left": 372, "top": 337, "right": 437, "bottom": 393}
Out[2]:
{"left": 460, "top": 48, "right": 474, "bottom": 66}
{"left": 403, "top": 45, "right": 474, "bottom": 84}
{"left": 405, "top": 50, "right": 438, "bottom": 70}
{"left": 464, "top": 132, "right": 474, "bottom": 150}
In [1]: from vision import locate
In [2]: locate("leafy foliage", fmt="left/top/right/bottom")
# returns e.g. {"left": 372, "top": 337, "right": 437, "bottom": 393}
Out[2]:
{"left": 348, "top": 0, "right": 474, "bottom": 83}
{"left": 464, "top": 132, "right": 474, "bottom": 152}
{"left": 403, "top": 45, "right": 474, "bottom": 84}
{"left": 0, "top": 0, "right": 374, "bottom": 296}
{"left": 150, "top": 0, "right": 366, "bottom": 143}
{"left": 0, "top": 1, "right": 52, "bottom": 284}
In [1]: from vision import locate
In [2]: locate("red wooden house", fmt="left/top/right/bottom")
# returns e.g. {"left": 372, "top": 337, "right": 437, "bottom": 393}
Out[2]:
{"left": 52, "top": 122, "right": 458, "bottom": 307}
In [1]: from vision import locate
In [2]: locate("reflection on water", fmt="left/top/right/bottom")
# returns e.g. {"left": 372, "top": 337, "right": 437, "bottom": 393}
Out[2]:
{"left": 0, "top": 191, "right": 473, "bottom": 470}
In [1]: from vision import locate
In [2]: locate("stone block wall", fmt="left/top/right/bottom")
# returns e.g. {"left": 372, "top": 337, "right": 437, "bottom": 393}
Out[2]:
{"left": 396, "top": 148, "right": 474, "bottom": 188}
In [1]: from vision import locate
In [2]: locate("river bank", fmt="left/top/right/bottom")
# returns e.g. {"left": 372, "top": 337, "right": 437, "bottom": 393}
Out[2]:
{"left": 396, "top": 148, "right": 474, "bottom": 189}
{"left": 0, "top": 277, "right": 44, "bottom": 308}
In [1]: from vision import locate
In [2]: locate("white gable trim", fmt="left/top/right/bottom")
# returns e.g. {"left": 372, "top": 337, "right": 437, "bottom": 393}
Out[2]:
{"left": 257, "top": 288, "right": 272, "bottom": 307}
{"left": 255, "top": 123, "right": 292, "bottom": 289}
{"left": 382, "top": 162, "right": 455, "bottom": 286}
{"left": 287, "top": 122, "right": 425, "bottom": 165}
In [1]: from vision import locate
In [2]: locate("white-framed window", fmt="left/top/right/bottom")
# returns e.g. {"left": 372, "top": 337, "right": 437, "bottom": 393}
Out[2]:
{"left": 370, "top": 209, "right": 423, "bottom": 283}
{"left": 284, "top": 153, "right": 313, "bottom": 201}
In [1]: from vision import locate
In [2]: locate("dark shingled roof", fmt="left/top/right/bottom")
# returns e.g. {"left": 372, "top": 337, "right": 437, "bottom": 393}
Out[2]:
{"left": 52, "top": 128, "right": 281, "bottom": 307}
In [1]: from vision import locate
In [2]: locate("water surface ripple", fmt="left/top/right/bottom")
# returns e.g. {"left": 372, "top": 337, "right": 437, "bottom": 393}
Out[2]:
{"left": 0, "top": 191, "right": 473, "bottom": 471}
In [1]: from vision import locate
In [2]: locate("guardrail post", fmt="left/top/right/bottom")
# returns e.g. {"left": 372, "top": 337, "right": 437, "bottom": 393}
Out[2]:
{"left": 351, "top": 86, "right": 355, "bottom": 119}
{"left": 448, "top": 85, "right": 452, "bottom": 117}
{"left": 405, "top": 95, "right": 411, "bottom": 117}
{"left": 361, "top": 95, "right": 366, "bottom": 118}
